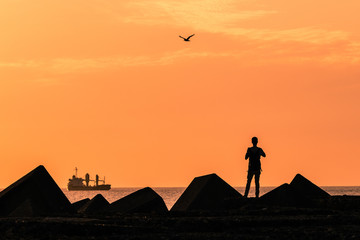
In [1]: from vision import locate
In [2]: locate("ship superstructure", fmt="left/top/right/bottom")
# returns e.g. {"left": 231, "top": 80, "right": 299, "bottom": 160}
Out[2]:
{"left": 67, "top": 167, "right": 111, "bottom": 191}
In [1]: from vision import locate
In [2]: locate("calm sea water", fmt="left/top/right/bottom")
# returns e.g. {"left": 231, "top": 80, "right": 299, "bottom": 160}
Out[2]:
{"left": 63, "top": 186, "right": 360, "bottom": 209}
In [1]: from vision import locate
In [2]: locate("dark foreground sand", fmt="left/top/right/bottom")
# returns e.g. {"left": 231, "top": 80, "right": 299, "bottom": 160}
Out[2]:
{"left": 1, "top": 206, "right": 359, "bottom": 240}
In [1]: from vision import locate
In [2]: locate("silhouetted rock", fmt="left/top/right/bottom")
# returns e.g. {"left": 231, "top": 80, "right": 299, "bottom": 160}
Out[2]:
{"left": 79, "top": 194, "right": 109, "bottom": 214}
{"left": 71, "top": 198, "right": 90, "bottom": 212}
{"left": 260, "top": 183, "right": 298, "bottom": 206}
{"left": 290, "top": 174, "right": 330, "bottom": 199}
{"left": 171, "top": 173, "right": 242, "bottom": 211}
{"left": 8, "top": 198, "right": 39, "bottom": 217}
{"left": 260, "top": 174, "right": 330, "bottom": 207}
{"left": 108, "top": 187, "right": 168, "bottom": 214}
{"left": 0, "top": 165, "right": 71, "bottom": 216}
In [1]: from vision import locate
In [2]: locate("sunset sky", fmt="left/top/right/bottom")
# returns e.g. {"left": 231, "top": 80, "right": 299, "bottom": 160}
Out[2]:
{"left": 0, "top": 0, "right": 359, "bottom": 188}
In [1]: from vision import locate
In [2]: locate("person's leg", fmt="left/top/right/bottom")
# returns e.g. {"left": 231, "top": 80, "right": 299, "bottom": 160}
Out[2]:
{"left": 244, "top": 171, "right": 254, "bottom": 197}
{"left": 255, "top": 171, "right": 260, "bottom": 198}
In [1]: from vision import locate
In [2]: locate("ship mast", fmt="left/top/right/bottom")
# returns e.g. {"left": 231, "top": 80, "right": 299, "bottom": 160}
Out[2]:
{"left": 75, "top": 167, "right": 78, "bottom": 177}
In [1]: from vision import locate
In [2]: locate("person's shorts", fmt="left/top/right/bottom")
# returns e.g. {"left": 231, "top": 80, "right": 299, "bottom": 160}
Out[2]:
{"left": 247, "top": 170, "right": 261, "bottom": 178}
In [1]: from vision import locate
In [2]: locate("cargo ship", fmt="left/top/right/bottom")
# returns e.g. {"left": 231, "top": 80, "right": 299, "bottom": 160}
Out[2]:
{"left": 68, "top": 167, "right": 111, "bottom": 191}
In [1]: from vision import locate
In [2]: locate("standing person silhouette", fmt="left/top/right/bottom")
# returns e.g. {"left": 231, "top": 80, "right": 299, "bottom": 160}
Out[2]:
{"left": 244, "top": 137, "right": 266, "bottom": 198}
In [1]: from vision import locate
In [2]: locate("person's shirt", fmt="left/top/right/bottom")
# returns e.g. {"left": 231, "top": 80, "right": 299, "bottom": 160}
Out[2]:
{"left": 245, "top": 146, "right": 266, "bottom": 171}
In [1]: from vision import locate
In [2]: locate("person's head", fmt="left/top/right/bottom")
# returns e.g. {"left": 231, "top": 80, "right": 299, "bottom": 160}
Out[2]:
{"left": 252, "top": 137, "right": 258, "bottom": 146}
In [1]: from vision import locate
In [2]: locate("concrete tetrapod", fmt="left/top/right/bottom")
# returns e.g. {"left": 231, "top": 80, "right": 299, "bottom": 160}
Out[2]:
{"left": 261, "top": 174, "right": 330, "bottom": 207}
{"left": 260, "top": 183, "right": 299, "bottom": 206}
{"left": 78, "top": 194, "right": 109, "bottom": 214}
{"left": 108, "top": 187, "right": 168, "bottom": 214}
{"left": 0, "top": 165, "right": 71, "bottom": 216}
{"left": 171, "top": 173, "right": 242, "bottom": 211}
{"left": 290, "top": 174, "right": 330, "bottom": 199}
{"left": 71, "top": 198, "right": 91, "bottom": 212}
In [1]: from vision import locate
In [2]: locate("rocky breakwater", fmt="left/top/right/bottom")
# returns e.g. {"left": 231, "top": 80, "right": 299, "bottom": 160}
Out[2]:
{"left": 0, "top": 165, "right": 359, "bottom": 239}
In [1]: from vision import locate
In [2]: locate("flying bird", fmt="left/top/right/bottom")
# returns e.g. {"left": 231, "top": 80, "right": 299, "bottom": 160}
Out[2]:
{"left": 179, "top": 34, "right": 195, "bottom": 42}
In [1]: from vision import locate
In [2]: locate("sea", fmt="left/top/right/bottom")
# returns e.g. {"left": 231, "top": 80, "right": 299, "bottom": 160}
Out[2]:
{"left": 63, "top": 186, "right": 360, "bottom": 209}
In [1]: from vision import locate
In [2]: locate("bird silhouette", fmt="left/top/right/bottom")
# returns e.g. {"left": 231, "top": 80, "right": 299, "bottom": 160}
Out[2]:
{"left": 179, "top": 34, "right": 195, "bottom": 42}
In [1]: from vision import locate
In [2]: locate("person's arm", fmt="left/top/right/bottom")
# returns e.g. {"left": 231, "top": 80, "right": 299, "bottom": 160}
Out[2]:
{"left": 260, "top": 148, "right": 266, "bottom": 157}
{"left": 245, "top": 148, "right": 250, "bottom": 160}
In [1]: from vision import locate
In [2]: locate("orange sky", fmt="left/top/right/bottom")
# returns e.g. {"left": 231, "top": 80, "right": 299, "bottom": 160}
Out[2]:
{"left": 0, "top": 0, "right": 359, "bottom": 188}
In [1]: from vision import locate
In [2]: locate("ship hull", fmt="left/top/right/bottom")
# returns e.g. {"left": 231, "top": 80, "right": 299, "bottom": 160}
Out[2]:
{"left": 68, "top": 185, "right": 111, "bottom": 191}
